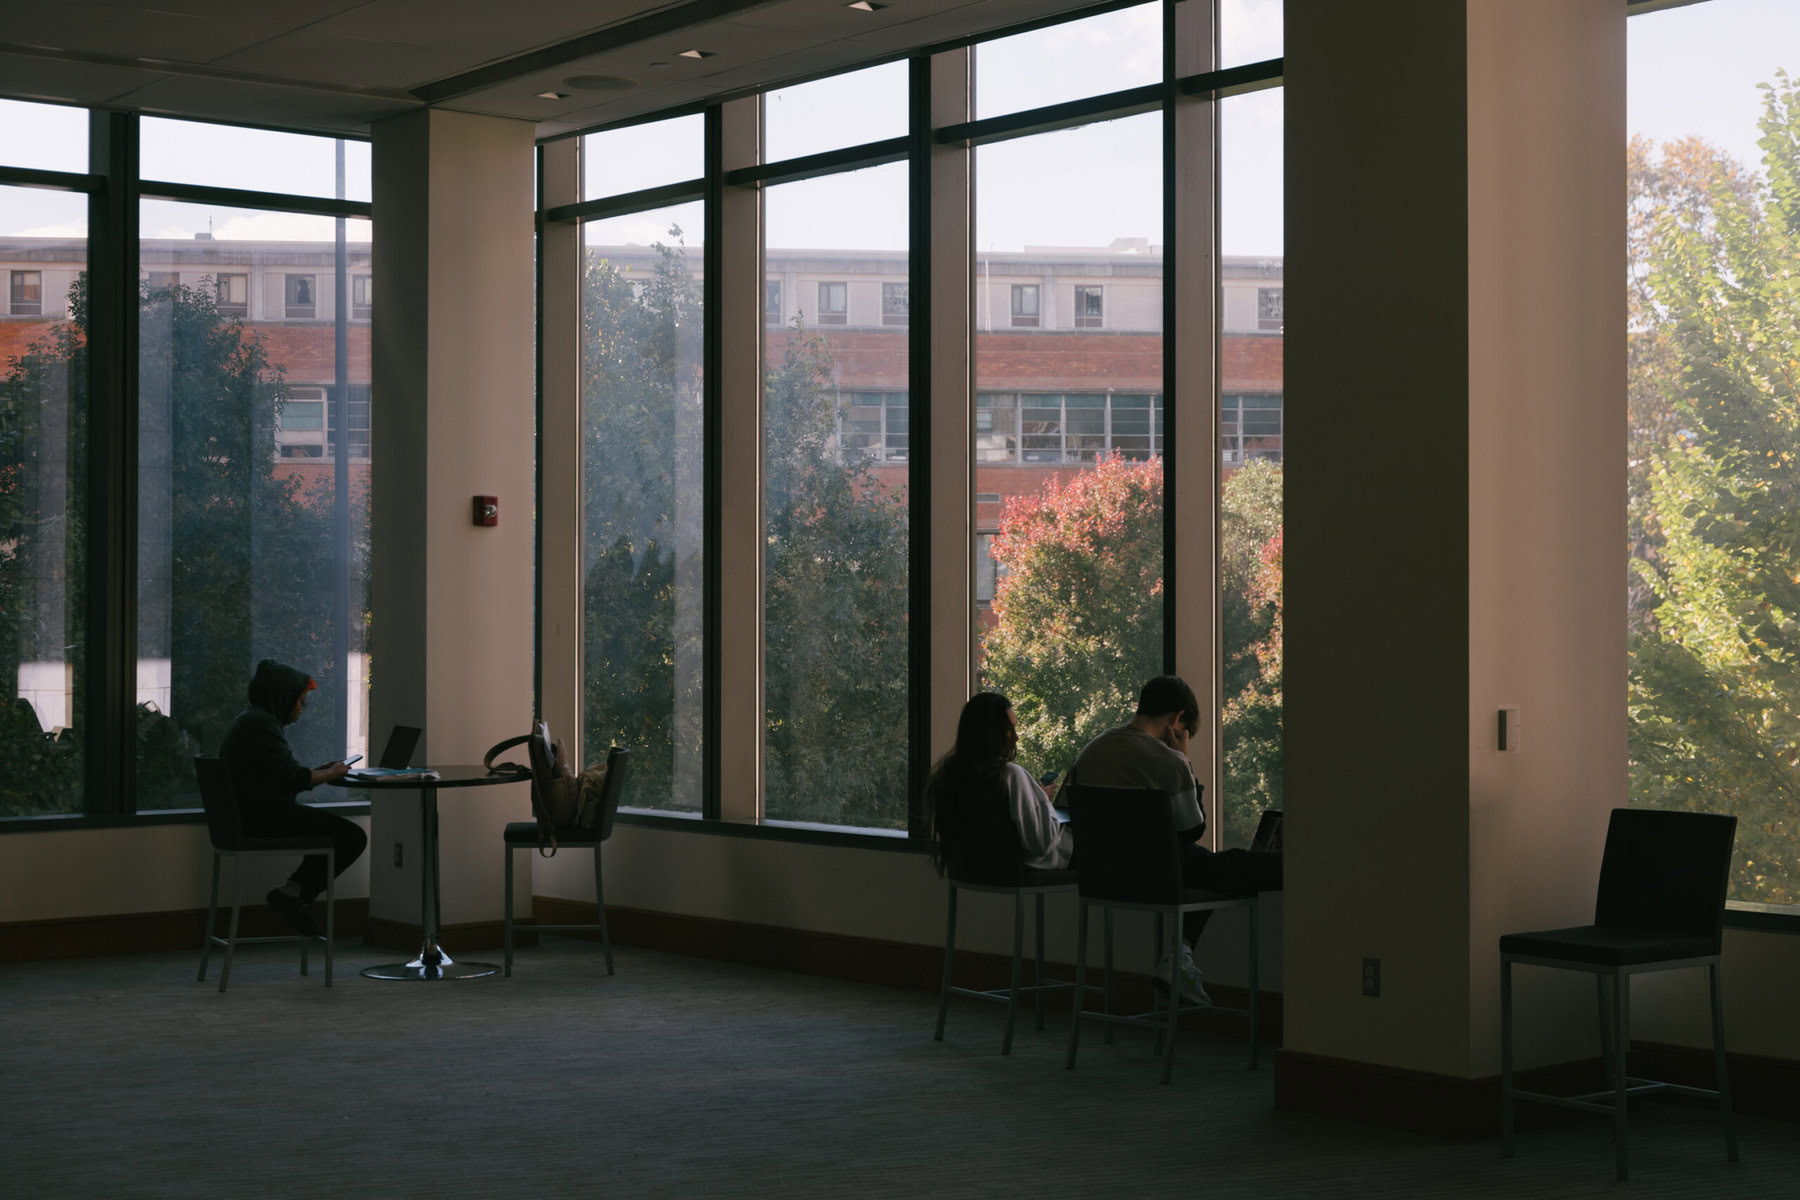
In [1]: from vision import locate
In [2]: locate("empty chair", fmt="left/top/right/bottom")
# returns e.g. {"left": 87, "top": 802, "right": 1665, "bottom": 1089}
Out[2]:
{"left": 934, "top": 791, "right": 1080, "bottom": 1055}
{"left": 1062, "top": 784, "right": 1260, "bottom": 1083}
{"left": 503, "top": 745, "right": 629, "bottom": 975}
{"left": 195, "top": 756, "right": 335, "bottom": 992}
{"left": 1500, "top": 807, "right": 1739, "bottom": 1181}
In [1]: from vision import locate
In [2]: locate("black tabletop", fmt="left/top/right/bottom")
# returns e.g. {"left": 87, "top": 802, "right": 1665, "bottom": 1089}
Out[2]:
{"left": 339, "top": 765, "right": 531, "bottom": 790}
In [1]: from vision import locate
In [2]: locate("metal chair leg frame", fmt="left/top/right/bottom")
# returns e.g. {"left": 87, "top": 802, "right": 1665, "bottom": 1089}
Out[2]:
{"left": 198, "top": 852, "right": 222, "bottom": 983}
{"left": 1161, "top": 909, "right": 1182, "bottom": 1084}
{"left": 220, "top": 858, "right": 243, "bottom": 993}
{"left": 1711, "top": 963, "right": 1738, "bottom": 1162}
{"left": 1247, "top": 898, "right": 1260, "bottom": 1069}
{"left": 592, "top": 844, "right": 614, "bottom": 975}
{"left": 1066, "top": 899, "right": 1090, "bottom": 1069}
{"left": 1500, "top": 957, "right": 1515, "bottom": 1157}
{"left": 1034, "top": 892, "right": 1047, "bottom": 1032}
{"left": 1102, "top": 908, "right": 1115, "bottom": 1046}
{"left": 934, "top": 883, "right": 959, "bottom": 1041}
{"left": 1001, "top": 892, "right": 1026, "bottom": 1055}
{"left": 1614, "top": 966, "right": 1630, "bottom": 1181}
{"left": 504, "top": 845, "right": 515, "bottom": 977}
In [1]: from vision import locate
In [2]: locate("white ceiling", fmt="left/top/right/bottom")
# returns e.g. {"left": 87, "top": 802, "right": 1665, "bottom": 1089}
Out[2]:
{"left": 0, "top": 0, "right": 1099, "bottom": 138}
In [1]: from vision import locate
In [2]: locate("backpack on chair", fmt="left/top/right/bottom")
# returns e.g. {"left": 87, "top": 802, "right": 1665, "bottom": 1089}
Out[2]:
{"left": 484, "top": 720, "right": 581, "bottom": 855}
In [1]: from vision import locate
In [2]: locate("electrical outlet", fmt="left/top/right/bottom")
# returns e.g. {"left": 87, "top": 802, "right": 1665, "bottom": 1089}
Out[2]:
{"left": 393, "top": 842, "right": 403, "bottom": 868}
{"left": 1362, "top": 957, "right": 1381, "bottom": 997}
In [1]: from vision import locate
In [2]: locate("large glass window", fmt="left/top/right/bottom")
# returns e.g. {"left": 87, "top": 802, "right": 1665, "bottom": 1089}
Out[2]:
{"left": 1625, "top": 0, "right": 1800, "bottom": 906}
{"left": 0, "top": 99, "right": 88, "bottom": 174}
{"left": 1218, "top": 88, "right": 1285, "bottom": 849}
{"left": 140, "top": 118, "right": 371, "bottom": 202}
{"left": 135, "top": 195, "right": 373, "bottom": 810}
{"left": 0, "top": 186, "right": 87, "bottom": 817}
{"left": 974, "top": 114, "right": 1164, "bottom": 781}
{"left": 582, "top": 116, "right": 704, "bottom": 201}
{"left": 975, "top": 2, "right": 1161, "bottom": 120}
{"left": 580, "top": 202, "right": 707, "bottom": 814}
{"left": 765, "top": 61, "right": 907, "bottom": 163}
{"left": 763, "top": 162, "right": 909, "bottom": 829}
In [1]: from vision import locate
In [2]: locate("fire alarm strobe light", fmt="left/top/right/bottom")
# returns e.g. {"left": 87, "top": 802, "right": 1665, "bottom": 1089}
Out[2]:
{"left": 473, "top": 496, "right": 499, "bottom": 526}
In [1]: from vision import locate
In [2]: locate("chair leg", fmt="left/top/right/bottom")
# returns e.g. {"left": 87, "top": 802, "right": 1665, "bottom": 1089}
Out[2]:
{"left": 1500, "top": 956, "right": 1515, "bottom": 1157}
{"left": 1102, "top": 907, "right": 1115, "bottom": 1046}
{"left": 1034, "top": 892, "right": 1047, "bottom": 1032}
{"left": 935, "top": 883, "right": 958, "bottom": 1042}
{"left": 1711, "top": 962, "right": 1738, "bottom": 1162}
{"left": 219, "top": 859, "right": 242, "bottom": 994}
{"left": 1002, "top": 890, "right": 1025, "bottom": 1055}
{"left": 1595, "top": 973, "right": 1615, "bottom": 1089}
{"left": 1247, "top": 898, "right": 1260, "bottom": 1070}
{"left": 592, "top": 845, "right": 614, "bottom": 976}
{"left": 1613, "top": 967, "right": 1630, "bottom": 1182}
{"left": 1161, "top": 910, "right": 1181, "bottom": 1084}
{"left": 504, "top": 845, "right": 515, "bottom": 977}
{"left": 1066, "top": 900, "right": 1089, "bottom": 1070}
{"left": 198, "top": 852, "right": 221, "bottom": 982}
{"left": 323, "top": 849, "right": 334, "bottom": 988}
{"left": 1152, "top": 912, "right": 1166, "bottom": 1058}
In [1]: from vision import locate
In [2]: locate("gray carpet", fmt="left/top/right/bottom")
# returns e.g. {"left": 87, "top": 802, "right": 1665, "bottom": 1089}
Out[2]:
{"left": 2, "top": 938, "right": 1792, "bottom": 1198}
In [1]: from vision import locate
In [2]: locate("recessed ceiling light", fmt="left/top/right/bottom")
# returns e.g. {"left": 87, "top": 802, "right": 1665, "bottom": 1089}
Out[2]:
{"left": 677, "top": 49, "right": 715, "bottom": 59}
{"left": 845, "top": 1, "right": 887, "bottom": 10}
{"left": 536, "top": 90, "right": 570, "bottom": 100}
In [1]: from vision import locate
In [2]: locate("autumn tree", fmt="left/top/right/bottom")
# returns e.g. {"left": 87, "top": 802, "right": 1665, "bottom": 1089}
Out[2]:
{"left": 1628, "top": 72, "right": 1800, "bottom": 902}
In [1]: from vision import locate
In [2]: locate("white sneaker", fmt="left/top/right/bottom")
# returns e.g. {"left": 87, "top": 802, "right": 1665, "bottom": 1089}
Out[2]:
{"left": 1153, "top": 946, "right": 1212, "bottom": 1007}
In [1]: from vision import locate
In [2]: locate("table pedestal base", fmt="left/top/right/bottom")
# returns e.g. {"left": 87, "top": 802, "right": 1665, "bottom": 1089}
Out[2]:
{"left": 360, "top": 960, "right": 500, "bottom": 981}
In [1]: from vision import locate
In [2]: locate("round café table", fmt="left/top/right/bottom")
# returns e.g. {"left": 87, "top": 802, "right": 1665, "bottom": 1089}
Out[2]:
{"left": 341, "top": 764, "right": 531, "bottom": 980}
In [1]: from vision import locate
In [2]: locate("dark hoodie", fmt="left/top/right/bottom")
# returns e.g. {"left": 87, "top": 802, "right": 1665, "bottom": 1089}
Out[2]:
{"left": 218, "top": 660, "right": 317, "bottom": 812}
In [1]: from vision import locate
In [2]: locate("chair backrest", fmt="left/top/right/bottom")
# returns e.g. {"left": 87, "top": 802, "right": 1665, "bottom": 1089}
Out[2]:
{"left": 943, "top": 787, "right": 1031, "bottom": 887}
{"left": 1594, "top": 807, "right": 1737, "bottom": 949}
{"left": 1062, "top": 784, "right": 1185, "bottom": 904}
{"left": 378, "top": 724, "right": 422, "bottom": 769}
{"left": 590, "top": 746, "right": 630, "bottom": 840}
{"left": 194, "top": 756, "right": 243, "bottom": 851}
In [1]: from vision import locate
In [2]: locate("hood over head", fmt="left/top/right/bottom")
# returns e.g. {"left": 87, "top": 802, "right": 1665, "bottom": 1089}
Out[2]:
{"left": 247, "top": 659, "right": 316, "bottom": 721}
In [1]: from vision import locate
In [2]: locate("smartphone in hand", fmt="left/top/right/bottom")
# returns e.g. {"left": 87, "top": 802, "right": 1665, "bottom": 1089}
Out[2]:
{"left": 1038, "top": 769, "right": 1060, "bottom": 787}
{"left": 343, "top": 754, "right": 363, "bottom": 767}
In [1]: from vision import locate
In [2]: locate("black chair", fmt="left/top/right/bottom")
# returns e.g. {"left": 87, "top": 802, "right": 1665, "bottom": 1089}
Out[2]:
{"left": 1062, "top": 785, "right": 1260, "bottom": 1083}
{"left": 194, "top": 756, "right": 335, "bottom": 992}
{"left": 503, "top": 746, "right": 629, "bottom": 976}
{"left": 1500, "top": 807, "right": 1739, "bottom": 1181}
{"left": 933, "top": 794, "right": 1080, "bottom": 1055}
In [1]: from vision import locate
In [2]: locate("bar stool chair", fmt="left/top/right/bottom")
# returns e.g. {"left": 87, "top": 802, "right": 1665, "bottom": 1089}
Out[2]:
{"left": 1500, "top": 807, "right": 1739, "bottom": 1181}
{"left": 194, "top": 756, "right": 335, "bottom": 992}
{"left": 1061, "top": 784, "right": 1260, "bottom": 1083}
{"left": 503, "top": 746, "right": 629, "bottom": 975}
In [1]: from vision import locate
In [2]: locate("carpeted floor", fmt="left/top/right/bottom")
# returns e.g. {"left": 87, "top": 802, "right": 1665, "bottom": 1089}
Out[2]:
{"left": 2, "top": 938, "right": 1791, "bottom": 1198}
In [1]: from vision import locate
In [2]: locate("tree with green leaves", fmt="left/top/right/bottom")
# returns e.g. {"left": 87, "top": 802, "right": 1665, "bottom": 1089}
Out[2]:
{"left": 1628, "top": 71, "right": 1800, "bottom": 903}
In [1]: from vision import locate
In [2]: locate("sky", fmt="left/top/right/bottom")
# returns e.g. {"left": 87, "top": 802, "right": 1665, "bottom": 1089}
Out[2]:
{"left": 2, "top": 0, "right": 1798, "bottom": 259}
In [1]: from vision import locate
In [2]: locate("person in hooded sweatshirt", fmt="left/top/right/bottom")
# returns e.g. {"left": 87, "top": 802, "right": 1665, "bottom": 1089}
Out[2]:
{"left": 219, "top": 659, "right": 367, "bottom": 936}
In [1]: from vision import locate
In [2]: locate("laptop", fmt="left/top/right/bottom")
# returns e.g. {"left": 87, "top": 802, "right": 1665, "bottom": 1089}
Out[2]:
{"left": 378, "top": 724, "right": 423, "bottom": 769}
{"left": 1251, "top": 809, "right": 1284, "bottom": 853}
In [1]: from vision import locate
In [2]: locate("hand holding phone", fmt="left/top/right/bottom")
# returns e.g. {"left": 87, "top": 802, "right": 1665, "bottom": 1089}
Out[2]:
{"left": 343, "top": 754, "right": 363, "bottom": 767}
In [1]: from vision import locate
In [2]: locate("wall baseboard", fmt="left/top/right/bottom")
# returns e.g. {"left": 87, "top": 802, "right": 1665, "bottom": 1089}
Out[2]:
{"left": 533, "top": 897, "right": 1282, "bottom": 1042}
{"left": 0, "top": 899, "right": 370, "bottom": 963}
{"left": 1275, "top": 1044, "right": 1800, "bottom": 1138}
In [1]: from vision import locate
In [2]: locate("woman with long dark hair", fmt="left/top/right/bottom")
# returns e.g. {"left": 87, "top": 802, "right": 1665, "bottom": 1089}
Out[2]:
{"left": 924, "top": 692, "right": 1072, "bottom": 876}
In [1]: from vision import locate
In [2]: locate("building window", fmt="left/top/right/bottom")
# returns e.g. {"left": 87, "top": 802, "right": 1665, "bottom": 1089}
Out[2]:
{"left": 1011, "top": 283, "right": 1040, "bottom": 327}
{"left": 765, "top": 280, "right": 782, "bottom": 325}
{"left": 215, "top": 273, "right": 248, "bottom": 317}
{"left": 1221, "top": 393, "right": 1283, "bottom": 465}
{"left": 145, "top": 271, "right": 178, "bottom": 292}
{"left": 881, "top": 282, "right": 909, "bottom": 326}
{"left": 351, "top": 274, "right": 372, "bottom": 320}
{"left": 285, "top": 274, "right": 316, "bottom": 319}
{"left": 838, "top": 391, "right": 908, "bottom": 462}
{"left": 1257, "top": 286, "right": 1283, "bottom": 330}
{"left": 1074, "top": 284, "right": 1104, "bottom": 328}
{"left": 974, "top": 392, "right": 1164, "bottom": 463}
{"left": 10, "top": 270, "right": 42, "bottom": 315}
{"left": 817, "top": 281, "right": 847, "bottom": 325}
{"left": 276, "top": 387, "right": 327, "bottom": 458}
{"left": 975, "top": 531, "right": 1003, "bottom": 606}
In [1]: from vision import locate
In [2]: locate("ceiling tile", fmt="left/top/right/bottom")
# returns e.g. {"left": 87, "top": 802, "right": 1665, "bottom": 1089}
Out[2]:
{"left": 119, "top": 75, "right": 420, "bottom": 136}
{"left": 213, "top": 31, "right": 466, "bottom": 91}
{"left": 1, "top": 1, "right": 366, "bottom": 64}
{"left": 0, "top": 50, "right": 171, "bottom": 108}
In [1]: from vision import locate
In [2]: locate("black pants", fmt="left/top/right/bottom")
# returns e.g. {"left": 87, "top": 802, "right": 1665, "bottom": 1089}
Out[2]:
{"left": 244, "top": 804, "right": 368, "bottom": 900}
{"left": 1181, "top": 846, "right": 1282, "bottom": 943}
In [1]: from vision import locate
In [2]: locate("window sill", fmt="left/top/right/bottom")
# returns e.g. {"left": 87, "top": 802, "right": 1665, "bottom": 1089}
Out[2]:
{"left": 613, "top": 808, "right": 921, "bottom": 853}
{"left": 0, "top": 799, "right": 372, "bottom": 835}
{"left": 1724, "top": 902, "right": 1800, "bottom": 934}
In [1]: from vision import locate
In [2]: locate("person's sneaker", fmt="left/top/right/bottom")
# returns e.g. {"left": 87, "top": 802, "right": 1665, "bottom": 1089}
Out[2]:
{"left": 266, "top": 889, "right": 320, "bottom": 938}
{"left": 1152, "top": 946, "right": 1213, "bottom": 1007}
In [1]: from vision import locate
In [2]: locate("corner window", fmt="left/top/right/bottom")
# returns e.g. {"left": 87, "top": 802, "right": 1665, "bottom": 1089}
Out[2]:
{"left": 817, "top": 281, "right": 847, "bottom": 325}
{"left": 1010, "top": 283, "right": 1040, "bottom": 327}
{"left": 9, "top": 269, "right": 42, "bottom": 315}
{"left": 1257, "top": 286, "right": 1283, "bottom": 330}
{"left": 1074, "top": 284, "right": 1104, "bottom": 328}
{"left": 285, "top": 274, "right": 316, "bottom": 319}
